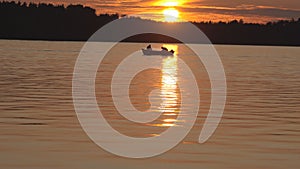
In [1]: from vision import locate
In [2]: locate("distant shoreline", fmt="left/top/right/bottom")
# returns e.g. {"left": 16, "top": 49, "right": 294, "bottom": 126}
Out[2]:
{"left": 2, "top": 38, "right": 299, "bottom": 48}
{"left": 1, "top": 1, "right": 299, "bottom": 46}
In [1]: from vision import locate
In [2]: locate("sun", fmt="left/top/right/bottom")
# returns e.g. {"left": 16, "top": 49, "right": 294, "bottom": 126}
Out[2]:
{"left": 163, "top": 8, "right": 179, "bottom": 22}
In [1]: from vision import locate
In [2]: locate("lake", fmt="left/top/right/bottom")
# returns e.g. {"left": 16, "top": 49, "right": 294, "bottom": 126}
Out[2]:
{"left": 0, "top": 40, "right": 299, "bottom": 168}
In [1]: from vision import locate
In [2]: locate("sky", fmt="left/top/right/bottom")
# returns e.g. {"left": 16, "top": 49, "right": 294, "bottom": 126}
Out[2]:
{"left": 21, "top": 0, "right": 300, "bottom": 23}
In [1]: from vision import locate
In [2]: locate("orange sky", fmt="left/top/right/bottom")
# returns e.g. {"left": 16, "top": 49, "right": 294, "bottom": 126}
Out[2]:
{"left": 21, "top": 0, "right": 300, "bottom": 23}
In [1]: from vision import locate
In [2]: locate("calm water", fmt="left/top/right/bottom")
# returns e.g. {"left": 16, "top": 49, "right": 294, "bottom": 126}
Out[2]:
{"left": 0, "top": 40, "right": 300, "bottom": 168}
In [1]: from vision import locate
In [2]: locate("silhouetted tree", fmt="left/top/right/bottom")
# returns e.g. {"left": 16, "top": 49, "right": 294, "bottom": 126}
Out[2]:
{"left": 0, "top": 1, "right": 119, "bottom": 41}
{"left": 0, "top": 1, "right": 299, "bottom": 45}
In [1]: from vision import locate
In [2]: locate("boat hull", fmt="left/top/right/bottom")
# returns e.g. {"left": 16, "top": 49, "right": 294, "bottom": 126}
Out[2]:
{"left": 142, "top": 49, "right": 174, "bottom": 56}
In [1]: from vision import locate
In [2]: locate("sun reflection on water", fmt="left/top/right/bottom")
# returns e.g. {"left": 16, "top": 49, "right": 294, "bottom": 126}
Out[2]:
{"left": 159, "top": 44, "right": 179, "bottom": 127}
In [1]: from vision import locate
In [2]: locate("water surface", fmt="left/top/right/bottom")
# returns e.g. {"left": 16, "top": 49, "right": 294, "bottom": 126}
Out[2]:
{"left": 0, "top": 40, "right": 299, "bottom": 168}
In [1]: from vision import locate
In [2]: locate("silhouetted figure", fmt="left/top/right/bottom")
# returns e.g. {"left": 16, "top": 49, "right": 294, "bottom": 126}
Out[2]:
{"left": 170, "top": 49, "right": 174, "bottom": 54}
{"left": 146, "top": 44, "right": 152, "bottom": 49}
{"left": 161, "top": 47, "right": 168, "bottom": 51}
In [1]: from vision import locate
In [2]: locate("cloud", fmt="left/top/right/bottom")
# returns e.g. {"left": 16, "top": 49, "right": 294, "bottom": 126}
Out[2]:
{"left": 22, "top": 0, "right": 300, "bottom": 22}
{"left": 184, "top": 0, "right": 300, "bottom": 10}
{"left": 179, "top": 5, "right": 300, "bottom": 19}
{"left": 90, "top": 0, "right": 300, "bottom": 20}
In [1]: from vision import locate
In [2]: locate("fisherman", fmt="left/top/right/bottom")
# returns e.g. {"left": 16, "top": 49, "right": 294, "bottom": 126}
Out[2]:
{"left": 146, "top": 44, "right": 152, "bottom": 50}
{"left": 161, "top": 47, "right": 168, "bottom": 51}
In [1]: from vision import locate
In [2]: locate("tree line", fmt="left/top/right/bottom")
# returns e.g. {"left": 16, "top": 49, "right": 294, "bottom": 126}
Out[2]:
{"left": 0, "top": 1, "right": 119, "bottom": 41}
{"left": 0, "top": 1, "right": 299, "bottom": 46}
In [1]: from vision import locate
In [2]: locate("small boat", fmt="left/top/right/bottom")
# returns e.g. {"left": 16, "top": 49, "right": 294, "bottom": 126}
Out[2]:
{"left": 142, "top": 49, "right": 174, "bottom": 56}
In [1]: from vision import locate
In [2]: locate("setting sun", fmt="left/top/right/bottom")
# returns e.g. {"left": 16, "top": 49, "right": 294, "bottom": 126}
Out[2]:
{"left": 163, "top": 8, "right": 179, "bottom": 22}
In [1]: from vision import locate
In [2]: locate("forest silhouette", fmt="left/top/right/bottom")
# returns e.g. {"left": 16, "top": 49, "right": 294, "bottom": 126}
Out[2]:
{"left": 0, "top": 1, "right": 299, "bottom": 46}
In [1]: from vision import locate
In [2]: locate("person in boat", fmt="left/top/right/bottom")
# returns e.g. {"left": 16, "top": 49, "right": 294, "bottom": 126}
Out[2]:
{"left": 161, "top": 47, "right": 168, "bottom": 51}
{"left": 146, "top": 44, "right": 152, "bottom": 50}
{"left": 170, "top": 49, "right": 174, "bottom": 54}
